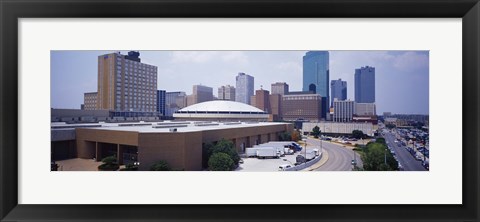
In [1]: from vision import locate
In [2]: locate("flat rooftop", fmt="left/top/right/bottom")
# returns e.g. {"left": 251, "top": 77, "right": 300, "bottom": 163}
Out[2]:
{"left": 51, "top": 121, "right": 289, "bottom": 133}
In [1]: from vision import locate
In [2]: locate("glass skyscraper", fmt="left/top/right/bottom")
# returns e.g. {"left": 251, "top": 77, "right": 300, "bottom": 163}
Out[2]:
{"left": 235, "top": 72, "right": 254, "bottom": 104}
{"left": 354, "top": 66, "right": 376, "bottom": 103}
{"left": 303, "top": 51, "right": 329, "bottom": 118}
{"left": 331, "top": 79, "right": 347, "bottom": 107}
{"left": 157, "top": 90, "right": 166, "bottom": 115}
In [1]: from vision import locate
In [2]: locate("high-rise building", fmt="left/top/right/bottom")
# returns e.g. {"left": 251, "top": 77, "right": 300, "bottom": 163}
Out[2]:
{"left": 83, "top": 92, "right": 97, "bottom": 110}
{"left": 271, "top": 82, "right": 289, "bottom": 95}
{"left": 218, "top": 85, "right": 236, "bottom": 101}
{"left": 282, "top": 93, "right": 323, "bottom": 121}
{"left": 355, "top": 66, "right": 375, "bottom": 103}
{"left": 253, "top": 89, "right": 270, "bottom": 113}
{"left": 333, "top": 99, "right": 355, "bottom": 122}
{"left": 157, "top": 90, "right": 166, "bottom": 115}
{"left": 355, "top": 103, "right": 376, "bottom": 116}
{"left": 97, "top": 51, "right": 158, "bottom": 112}
{"left": 303, "top": 51, "right": 329, "bottom": 118}
{"left": 331, "top": 79, "right": 347, "bottom": 107}
{"left": 165, "top": 91, "right": 186, "bottom": 116}
{"left": 235, "top": 72, "right": 254, "bottom": 104}
{"left": 187, "top": 85, "right": 213, "bottom": 106}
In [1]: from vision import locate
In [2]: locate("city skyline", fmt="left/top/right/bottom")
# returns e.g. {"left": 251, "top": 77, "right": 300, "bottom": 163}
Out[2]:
{"left": 51, "top": 50, "right": 429, "bottom": 114}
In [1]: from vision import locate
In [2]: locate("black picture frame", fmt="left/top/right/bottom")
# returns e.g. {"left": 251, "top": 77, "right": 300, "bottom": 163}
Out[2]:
{"left": 1, "top": 0, "right": 479, "bottom": 221}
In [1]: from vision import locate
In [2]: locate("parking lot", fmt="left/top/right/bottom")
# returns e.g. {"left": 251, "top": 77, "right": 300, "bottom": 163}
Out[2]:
{"left": 236, "top": 147, "right": 321, "bottom": 172}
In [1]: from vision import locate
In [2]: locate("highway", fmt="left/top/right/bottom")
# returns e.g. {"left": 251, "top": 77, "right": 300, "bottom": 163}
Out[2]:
{"left": 307, "top": 138, "right": 362, "bottom": 171}
{"left": 383, "top": 131, "right": 426, "bottom": 171}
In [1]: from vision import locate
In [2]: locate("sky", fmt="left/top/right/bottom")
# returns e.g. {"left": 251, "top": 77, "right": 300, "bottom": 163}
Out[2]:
{"left": 51, "top": 50, "right": 429, "bottom": 115}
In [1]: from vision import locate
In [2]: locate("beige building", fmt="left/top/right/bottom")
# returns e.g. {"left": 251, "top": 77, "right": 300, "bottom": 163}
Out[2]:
{"left": 218, "top": 85, "right": 235, "bottom": 101}
{"left": 97, "top": 51, "right": 157, "bottom": 112}
{"left": 186, "top": 85, "right": 213, "bottom": 106}
{"left": 271, "top": 82, "right": 289, "bottom": 95}
{"left": 74, "top": 121, "right": 292, "bottom": 170}
{"left": 83, "top": 92, "right": 97, "bottom": 110}
{"left": 303, "top": 122, "right": 375, "bottom": 136}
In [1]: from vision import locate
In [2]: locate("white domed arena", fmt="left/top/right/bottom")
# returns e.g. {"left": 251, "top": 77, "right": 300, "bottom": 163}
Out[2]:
{"left": 173, "top": 100, "right": 269, "bottom": 121}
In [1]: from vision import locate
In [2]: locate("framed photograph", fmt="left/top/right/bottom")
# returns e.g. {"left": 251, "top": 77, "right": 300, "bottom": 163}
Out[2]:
{"left": 1, "top": 0, "right": 479, "bottom": 221}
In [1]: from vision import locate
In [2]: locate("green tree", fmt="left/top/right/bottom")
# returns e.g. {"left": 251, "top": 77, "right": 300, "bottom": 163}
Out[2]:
{"left": 361, "top": 142, "right": 397, "bottom": 171}
{"left": 98, "top": 155, "right": 119, "bottom": 171}
{"left": 209, "top": 139, "right": 240, "bottom": 166}
{"left": 150, "top": 160, "right": 171, "bottom": 171}
{"left": 352, "top": 130, "right": 365, "bottom": 139}
{"left": 279, "top": 132, "right": 292, "bottom": 141}
{"left": 311, "top": 126, "right": 321, "bottom": 138}
{"left": 386, "top": 123, "right": 396, "bottom": 129}
{"left": 375, "top": 137, "right": 386, "bottom": 145}
{"left": 208, "top": 153, "right": 234, "bottom": 171}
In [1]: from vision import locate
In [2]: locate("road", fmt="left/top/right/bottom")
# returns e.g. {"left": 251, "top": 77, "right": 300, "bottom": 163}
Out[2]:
{"left": 306, "top": 138, "right": 362, "bottom": 171}
{"left": 383, "top": 131, "right": 426, "bottom": 171}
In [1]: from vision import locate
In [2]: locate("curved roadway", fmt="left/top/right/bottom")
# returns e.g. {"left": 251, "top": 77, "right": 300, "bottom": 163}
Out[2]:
{"left": 307, "top": 138, "right": 363, "bottom": 171}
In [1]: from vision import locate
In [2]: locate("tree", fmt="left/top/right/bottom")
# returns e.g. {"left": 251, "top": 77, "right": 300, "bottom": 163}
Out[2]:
{"left": 279, "top": 132, "right": 292, "bottom": 141}
{"left": 375, "top": 137, "right": 386, "bottom": 145}
{"left": 98, "top": 155, "right": 119, "bottom": 171}
{"left": 150, "top": 160, "right": 171, "bottom": 171}
{"left": 360, "top": 142, "right": 397, "bottom": 171}
{"left": 311, "top": 126, "right": 321, "bottom": 138}
{"left": 208, "top": 153, "right": 234, "bottom": 171}
{"left": 386, "top": 123, "right": 396, "bottom": 129}
{"left": 202, "top": 142, "right": 214, "bottom": 168}
{"left": 291, "top": 130, "right": 301, "bottom": 142}
{"left": 209, "top": 139, "right": 240, "bottom": 166}
{"left": 352, "top": 130, "right": 365, "bottom": 139}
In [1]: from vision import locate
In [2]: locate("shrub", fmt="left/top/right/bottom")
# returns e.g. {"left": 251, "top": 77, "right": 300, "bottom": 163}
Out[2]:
{"left": 208, "top": 153, "right": 234, "bottom": 171}
{"left": 150, "top": 160, "right": 171, "bottom": 171}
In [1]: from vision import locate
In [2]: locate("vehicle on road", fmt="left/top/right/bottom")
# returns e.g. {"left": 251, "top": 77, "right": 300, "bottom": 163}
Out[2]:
{"left": 278, "top": 164, "right": 293, "bottom": 171}
{"left": 256, "top": 148, "right": 281, "bottom": 159}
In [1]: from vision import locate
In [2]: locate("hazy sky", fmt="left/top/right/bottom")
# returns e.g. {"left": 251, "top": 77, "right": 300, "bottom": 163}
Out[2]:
{"left": 51, "top": 50, "right": 429, "bottom": 114}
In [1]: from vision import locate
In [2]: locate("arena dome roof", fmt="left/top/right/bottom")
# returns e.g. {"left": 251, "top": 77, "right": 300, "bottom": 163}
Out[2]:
{"left": 177, "top": 100, "right": 265, "bottom": 114}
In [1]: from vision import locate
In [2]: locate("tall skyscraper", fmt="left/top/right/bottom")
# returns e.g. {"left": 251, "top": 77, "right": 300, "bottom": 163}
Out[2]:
{"left": 157, "top": 90, "right": 166, "bottom": 115}
{"left": 303, "top": 51, "right": 329, "bottom": 119}
{"left": 235, "top": 72, "right": 254, "bottom": 104}
{"left": 218, "top": 85, "right": 236, "bottom": 101}
{"left": 165, "top": 91, "right": 186, "bottom": 116}
{"left": 331, "top": 79, "right": 347, "bottom": 107}
{"left": 97, "top": 51, "right": 157, "bottom": 112}
{"left": 271, "top": 82, "right": 289, "bottom": 95}
{"left": 354, "top": 66, "right": 375, "bottom": 103}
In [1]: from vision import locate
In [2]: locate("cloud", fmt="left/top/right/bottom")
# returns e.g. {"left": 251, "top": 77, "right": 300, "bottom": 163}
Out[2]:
{"left": 276, "top": 61, "right": 302, "bottom": 73}
{"left": 170, "top": 51, "right": 249, "bottom": 65}
{"left": 393, "top": 51, "right": 429, "bottom": 71}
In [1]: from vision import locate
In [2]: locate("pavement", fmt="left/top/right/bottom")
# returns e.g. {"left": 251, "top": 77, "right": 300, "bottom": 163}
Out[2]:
{"left": 307, "top": 138, "right": 363, "bottom": 171}
{"left": 55, "top": 158, "right": 102, "bottom": 171}
{"left": 383, "top": 131, "right": 426, "bottom": 171}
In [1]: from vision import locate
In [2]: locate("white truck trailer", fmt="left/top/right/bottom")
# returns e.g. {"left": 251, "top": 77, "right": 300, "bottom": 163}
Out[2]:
{"left": 256, "top": 147, "right": 281, "bottom": 159}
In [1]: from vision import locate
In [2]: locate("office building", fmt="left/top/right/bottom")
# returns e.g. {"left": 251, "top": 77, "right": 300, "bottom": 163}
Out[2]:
{"left": 331, "top": 79, "right": 347, "bottom": 107}
{"left": 355, "top": 66, "right": 375, "bottom": 103}
{"left": 97, "top": 51, "right": 158, "bottom": 112}
{"left": 282, "top": 93, "right": 323, "bottom": 121}
{"left": 253, "top": 89, "right": 271, "bottom": 113}
{"left": 218, "top": 85, "right": 236, "bottom": 101}
{"left": 271, "top": 82, "right": 289, "bottom": 95}
{"left": 303, "top": 122, "right": 374, "bottom": 137}
{"left": 157, "top": 90, "right": 166, "bottom": 115}
{"left": 333, "top": 99, "right": 355, "bottom": 122}
{"left": 355, "top": 103, "right": 376, "bottom": 116}
{"left": 235, "top": 72, "right": 254, "bottom": 104}
{"left": 187, "top": 85, "right": 213, "bottom": 106}
{"left": 251, "top": 89, "right": 283, "bottom": 121}
{"left": 83, "top": 92, "right": 97, "bottom": 111}
{"left": 165, "top": 91, "right": 186, "bottom": 117}
{"left": 303, "top": 51, "right": 329, "bottom": 118}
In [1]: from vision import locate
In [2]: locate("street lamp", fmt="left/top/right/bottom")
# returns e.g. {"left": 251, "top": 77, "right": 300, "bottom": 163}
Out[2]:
{"left": 302, "top": 138, "right": 307, "bottom": 165}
